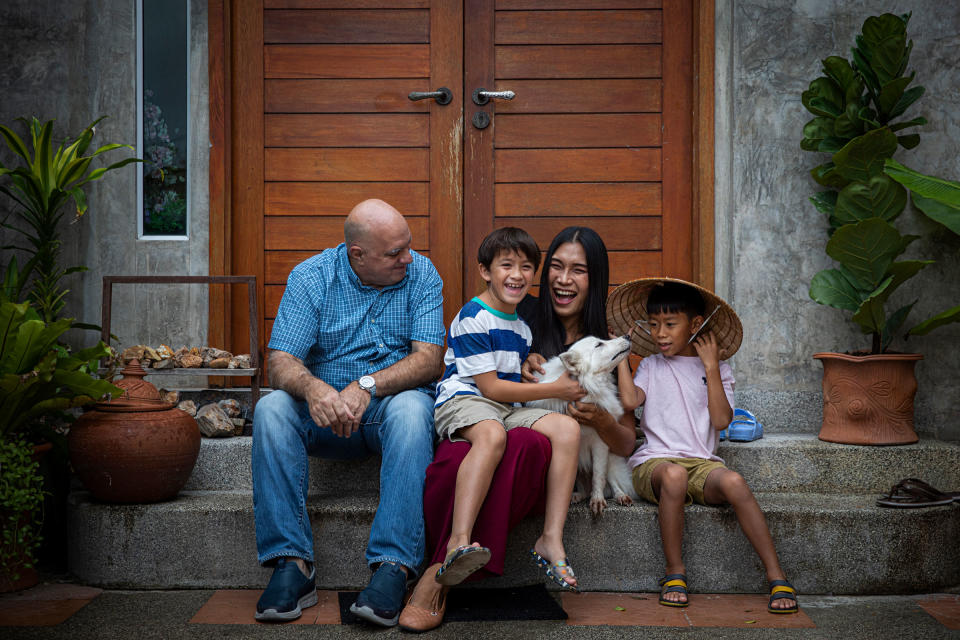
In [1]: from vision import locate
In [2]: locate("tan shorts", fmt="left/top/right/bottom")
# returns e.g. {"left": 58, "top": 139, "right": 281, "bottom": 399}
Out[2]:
{"left": 434, "top": 394, "right": 555, "bottom": 443}
{"left": 631, "top": 457, "right": 727, "bottom": 506}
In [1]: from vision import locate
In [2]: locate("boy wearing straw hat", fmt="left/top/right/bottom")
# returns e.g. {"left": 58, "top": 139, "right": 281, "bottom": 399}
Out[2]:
{"left": 608, "top": 278, "right": 798, "bottom": 614}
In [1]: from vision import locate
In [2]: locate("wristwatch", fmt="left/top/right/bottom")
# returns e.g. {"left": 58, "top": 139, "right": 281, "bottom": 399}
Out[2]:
{"left": 358, "top": 375, "right": 377, "bottom": 398}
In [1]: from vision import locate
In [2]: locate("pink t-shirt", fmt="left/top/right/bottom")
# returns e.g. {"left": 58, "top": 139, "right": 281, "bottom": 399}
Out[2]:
{"left": 627, "top": 353, "right": 735, "bottom": 468}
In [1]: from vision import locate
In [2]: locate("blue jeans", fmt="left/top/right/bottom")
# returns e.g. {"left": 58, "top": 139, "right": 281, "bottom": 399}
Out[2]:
{"left": 252, "top": 388, "right": 435, "bottom": 575}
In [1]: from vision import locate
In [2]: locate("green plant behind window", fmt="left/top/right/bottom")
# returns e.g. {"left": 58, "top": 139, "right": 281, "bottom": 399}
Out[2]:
{"left": 0, "top": 117, "right": 140, "bottom": 321}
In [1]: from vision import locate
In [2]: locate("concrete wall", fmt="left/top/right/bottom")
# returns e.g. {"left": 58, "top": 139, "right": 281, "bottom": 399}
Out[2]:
{"left": 716, "top": 1, "right": 960, "bottom": 440}
{"left": 0, "top": 0, "right": 209, "bottom": 362}
{"left": 1, "top": 1, "right": 957, "bottom": 438}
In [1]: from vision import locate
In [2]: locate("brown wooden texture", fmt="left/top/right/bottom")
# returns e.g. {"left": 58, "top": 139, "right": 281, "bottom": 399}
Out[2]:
{"left": 494, "top": 149, "right": 660, "bottom": 183}
{"left": 264, "top": 10, "right": 429, "bottom": 43}
{"left": 496, "top": 217, "right": 660, "bottom": 252}
{"left": 495, "top": 183, "right": 661, "bottom": 217}
{"left": 661, "top": 0, "right": 693, "bottom": 280}
{"left": 463, "top": 0, "right": 496, "bottom": 301}
{"left": 609, "top": 251, "right": 661, "bottom": 282}
{"left": 694, "top": 0, "right": 715, "bottom": 289}
{"left": 496, "top": 10, "right": 662, "bottom": 44}
{"left": 265, "top": 216, "right": 430, "bottom": 250}
{"left": 265, "top": 182, "right": 429, "bottom": 216}
{"left": 264, "top": 44, "right": 429, "bottom": 78}
{"left": 208, "top": 0, "right": 230, "bottom": 358}
{"left": 493, "top": 79, "right": 661, "bottom": 113}
{"left": 266, "top": 1, "right": 428, "bottom": 7}
{"left": 497, "top": 0, "right": 660, "bottom": 8}
{"left": 495, "top": 114, "right": 660, "bottom": 148}
{"left": 265, "top": 148, "right": 429, "bottom": 181}
{"left": 496, "top": 45, "right": 660, "bottom": 79}
{"left": 266, "top": 79, "right": 430, "bottom": 112}
{"left": 265, "top": 114, "right": 429, "bottom": 147}
{"left": 229, "top": 0, "right": 264, "bottom": 360}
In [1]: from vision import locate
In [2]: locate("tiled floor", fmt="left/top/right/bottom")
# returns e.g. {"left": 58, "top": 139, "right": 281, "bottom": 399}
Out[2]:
{"left": 0, "top": 583, "right": 102, "bottom": 627}
{"left": 917, "top": 594, "right": 960, "bottom": 630}
{"left": 560, "top": 592, "right": 816, "bottom": 628}
{"left": 189, "top": 589, "right": 343, "bottom": 624}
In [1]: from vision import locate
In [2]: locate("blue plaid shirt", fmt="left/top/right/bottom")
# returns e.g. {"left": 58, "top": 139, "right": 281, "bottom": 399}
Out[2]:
{"left": 268, "top": 244, "right": 445, "bottom": 392}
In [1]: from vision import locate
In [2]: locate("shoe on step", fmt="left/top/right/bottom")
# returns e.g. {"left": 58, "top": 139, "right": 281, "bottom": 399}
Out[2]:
{"left": 255, "top": 557, "right": 318, "bottom": 622}
{"left": 726, "top": 408, "right": 763, "bottom": 442}
{"left": 350, "top": 562, "right": 409, "bottom": 627}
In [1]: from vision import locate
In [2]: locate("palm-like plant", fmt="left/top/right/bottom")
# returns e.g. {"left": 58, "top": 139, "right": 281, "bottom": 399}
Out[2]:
{"left": 0, "top": 117, "right": 140, "bottom": 321}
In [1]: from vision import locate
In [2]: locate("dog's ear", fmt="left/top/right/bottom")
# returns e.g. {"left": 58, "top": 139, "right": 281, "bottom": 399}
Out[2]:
{"left": 559, "top": 350, "right": 582, "bottom": 373}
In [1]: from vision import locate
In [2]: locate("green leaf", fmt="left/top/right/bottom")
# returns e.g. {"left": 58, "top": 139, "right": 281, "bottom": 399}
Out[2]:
{"left": 859, "top": 14, "right": 910, "bottom": 86}
{"left": 833, "top": 175, "right": 906, "bottom": 226}
{"left": 882, "top": 302, "right": 915, "bottom": 351}
{"left": 913, "top": 195, "right": 960, "bottom": 236}
{"left": 876, "top": 75, "right": 912, "bottom": 119}
{"left": 802, "top": 77, "right": 844, "bottom": 117}
{"left": 809, "top": 268, "right": 865, "bottom": 312}
{"left": 833, "top": 128, "right": 898, "bottom": 182}
{"left": 888, "top": 117, "right": 926, "bottom": 132}
{"left": 884, "top": 158, "right": 960, "bottom": 208}
{"left": 0, "top": 125, "right": 31, "bottom": 163}
{"left": 851, "top": 275, "right": 894, "bottom": 335}
{"left": 822, "top": 56, "right": 862, "bottom": 103}
{"left": 896, "top": 134, "right": 920, "bottom": 150}
{"left": 834, "top": 102, "right": 864, "bottom": 138}
{"left": 825, "top": 218, "right": 907, "bottom": 289}
{"left": 888, "top": 85, "right": 924, "bottom": 120}
{"left": 810, "top": 191, "right": 838, "bottom": 216}
{"left": 811, "top": 163, "right": 850, "bottom": 189}
{"left": 803, "top": 117, "right": 835, "bottom": 145}
{"left": 908, "top": 304, "right": 960, "bottom": 337}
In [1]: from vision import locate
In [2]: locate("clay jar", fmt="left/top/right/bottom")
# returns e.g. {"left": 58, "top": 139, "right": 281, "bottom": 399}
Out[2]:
{"left": 69, "top": 360, "right": 200, "bottom": 502}
{"left": 814, "top": 352, "right": 922, "bottom": 445}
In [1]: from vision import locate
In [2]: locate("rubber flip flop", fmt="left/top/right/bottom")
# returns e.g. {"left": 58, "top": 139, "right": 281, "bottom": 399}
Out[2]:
{"left": 726, "top": 408, "right": 763, "bottom": 442}
{"left": 435, "top": 545, "right": 491, "bottom": 586}
{"left": 876, "top": 478, "right": 955, "bottom": 508}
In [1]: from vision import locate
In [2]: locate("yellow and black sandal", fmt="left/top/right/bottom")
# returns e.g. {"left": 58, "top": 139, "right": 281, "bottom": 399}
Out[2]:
{"left": 768, "top": 579, "right": 799, "bottom": 614}
{"left": 658, "top": 573, "right": 689, "bottom": 607}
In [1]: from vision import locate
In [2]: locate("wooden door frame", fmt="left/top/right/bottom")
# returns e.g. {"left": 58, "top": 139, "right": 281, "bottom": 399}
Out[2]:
{"left": 207, "top": 0, "right": 714, "bottom": 355}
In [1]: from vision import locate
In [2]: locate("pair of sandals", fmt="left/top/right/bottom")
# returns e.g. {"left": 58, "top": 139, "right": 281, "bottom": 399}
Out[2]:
{"left": 658, "top": 573, "right": 799, "bottom": 614}
{"left": 719, "top": 408, "right": 764, "bottom": 442}
{"left": 877, "top": 477, "right": 960, "bottom": 508}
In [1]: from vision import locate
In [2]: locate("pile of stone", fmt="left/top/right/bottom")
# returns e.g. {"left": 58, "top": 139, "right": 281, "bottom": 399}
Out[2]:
{"left": 169, "top": 394, "right": 245, "bottom": 438}
{"left": 120, "top": 345, "right": 252, "bottom": 370}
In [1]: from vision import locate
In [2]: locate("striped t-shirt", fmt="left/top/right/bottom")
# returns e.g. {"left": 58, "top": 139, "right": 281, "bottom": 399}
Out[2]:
{"left": 434, "top": 297, "right": 532, "bottom": 408}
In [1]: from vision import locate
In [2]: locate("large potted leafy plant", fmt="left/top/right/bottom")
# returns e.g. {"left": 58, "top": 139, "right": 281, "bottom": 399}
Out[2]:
{"left": 800, "top": 13, "right": 959, "bottom": 444}
{"left": 0, "top": 117, "right": 139, "bottom": 322}
{"left": 0, "top": 300, "right": 120, "bottom": 589}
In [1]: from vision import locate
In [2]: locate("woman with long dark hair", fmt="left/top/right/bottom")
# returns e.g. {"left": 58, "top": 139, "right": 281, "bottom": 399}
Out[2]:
{"left": 398, "top": 227, "right": 636, "bottom": 632}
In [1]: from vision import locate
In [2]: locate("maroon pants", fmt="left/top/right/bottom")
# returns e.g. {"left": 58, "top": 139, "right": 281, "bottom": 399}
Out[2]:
{"left": 423, "top": 427, "right": 552, "bottom": 581}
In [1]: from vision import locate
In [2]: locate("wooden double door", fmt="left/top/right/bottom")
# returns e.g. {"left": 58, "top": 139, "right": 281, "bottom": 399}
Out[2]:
{"left": 213, "top": 0, "right": 712, "bottom": 357}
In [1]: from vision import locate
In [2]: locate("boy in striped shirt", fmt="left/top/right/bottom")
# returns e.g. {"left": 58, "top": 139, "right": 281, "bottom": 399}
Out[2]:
{"left": 432, "top": 227, "right": 586, "bottom": 592}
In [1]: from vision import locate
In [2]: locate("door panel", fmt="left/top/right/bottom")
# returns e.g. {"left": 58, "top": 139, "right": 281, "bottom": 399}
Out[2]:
{"left": 221, "top": 0, "right": 702, "bottom": 360}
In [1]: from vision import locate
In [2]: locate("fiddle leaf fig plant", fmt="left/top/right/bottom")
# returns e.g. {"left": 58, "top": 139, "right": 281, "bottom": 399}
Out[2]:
{"left": 801, "top": 12, "right": 955, "bottom": 353}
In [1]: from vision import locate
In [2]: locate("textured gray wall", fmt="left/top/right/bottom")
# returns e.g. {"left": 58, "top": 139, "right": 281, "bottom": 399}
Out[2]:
{"left": 0, "top": 0, "right": 209, "bottom": 365}
{"left": 716, "top": 1, "right": 960, "bottom": 439}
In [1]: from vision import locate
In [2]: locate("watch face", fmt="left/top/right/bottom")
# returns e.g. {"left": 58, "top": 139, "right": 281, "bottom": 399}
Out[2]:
{"left": 360, "top": 375, "right": 375, "bottom": 390}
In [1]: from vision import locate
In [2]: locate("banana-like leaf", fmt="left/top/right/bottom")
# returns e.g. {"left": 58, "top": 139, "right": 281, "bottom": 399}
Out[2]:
{"left": 833, "top": 175, "right": 906, "bottom": 226}
{"left": 833, "top": 128, "right": 898, "bottom": 182}
{"left": 884, "top": 158, "right": 960, "bottom": 207}
{"left": 913, "top": 195, "right": 960, "bottom": 236}
{"left": 0, "top": 124, "right": 31, "bottom": 162}
{"left": 825, "top": 218, "right": 907, "bottom": 289}
{"left": 908, "top": 304, "right": 960, "bottom": 337}
{"left": 809, "top": 268, "right": 865, "bottom": 312}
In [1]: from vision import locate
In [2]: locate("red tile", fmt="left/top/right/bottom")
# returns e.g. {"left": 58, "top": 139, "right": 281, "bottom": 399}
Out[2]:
{"left": 562, "top": 592, "right": 815, "bottom": 628}
{"left": 917, "top": 594, "right": 960, "bottom": 630}
{"left": 0, "top": 599, "right": 93, "bottom": 627}
{"left": 190, "top": 589, "right": 341, "bottom": 624}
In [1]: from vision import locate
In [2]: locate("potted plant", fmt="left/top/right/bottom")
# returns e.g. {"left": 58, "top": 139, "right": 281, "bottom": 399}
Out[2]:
{"left": 0, "top": 116, "right": 139, "bottom": 322}
{"left": 0, "top": 300, "right": 120, "bottom": 589}
{"left": 800, "top": 13, "right": 959, "bottom": 444}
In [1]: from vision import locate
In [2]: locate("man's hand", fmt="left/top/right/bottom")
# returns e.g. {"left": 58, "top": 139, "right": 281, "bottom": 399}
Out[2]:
{"left": 305, "top": 379, "right": 357, "bottom": 437}
{"left": 339, "top": 381, "right": 373, "bottom": 436}
{"left": 521, "top": 352, "right": 547, "bottom": 382}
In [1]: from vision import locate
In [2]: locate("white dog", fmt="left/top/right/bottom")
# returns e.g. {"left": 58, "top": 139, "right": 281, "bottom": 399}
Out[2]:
{"left": 528, "top": 335, "right": 639, "bottom": 518}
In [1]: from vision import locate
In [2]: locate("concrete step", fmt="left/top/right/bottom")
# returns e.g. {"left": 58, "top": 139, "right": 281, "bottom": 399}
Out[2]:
{"left": 183, "top": 434, "right": 960, "bottom": 495}
{"left": 67, "top": 489, "right": 960, "bottom": 594}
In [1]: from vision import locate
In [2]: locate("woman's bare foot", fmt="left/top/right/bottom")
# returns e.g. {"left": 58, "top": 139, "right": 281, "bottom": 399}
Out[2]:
{"left": 533, "top": 535, "right": 577, "bottom": 588}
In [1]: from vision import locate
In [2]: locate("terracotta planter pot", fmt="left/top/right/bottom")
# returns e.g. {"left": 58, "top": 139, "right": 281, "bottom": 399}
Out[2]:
{"left": 813, "top": 352, "right": 922, "bottom": 445}
{"left": 68, "top": 361, "right": 200, "bottom": 503}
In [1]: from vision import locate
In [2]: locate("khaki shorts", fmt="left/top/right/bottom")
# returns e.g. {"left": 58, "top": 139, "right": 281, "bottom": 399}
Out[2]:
{"left": 434, "top": 394, "right": 555, "bottom": 443}
{"left": 631, "top": 457, "right": 727, "bottom": 506}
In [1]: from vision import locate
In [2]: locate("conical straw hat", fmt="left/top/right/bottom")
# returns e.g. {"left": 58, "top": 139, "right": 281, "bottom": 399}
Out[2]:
{"left": 606, "top": 277, "right": 743, "bottom": 359}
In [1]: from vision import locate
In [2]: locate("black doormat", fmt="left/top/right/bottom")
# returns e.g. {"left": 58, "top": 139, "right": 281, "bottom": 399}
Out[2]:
{"left": 338, "top": 584, "right": 567, "bottom": 624}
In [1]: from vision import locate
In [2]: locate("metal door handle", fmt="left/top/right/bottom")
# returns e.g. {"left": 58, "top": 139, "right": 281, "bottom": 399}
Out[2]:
{"left": 408, "top": 87, "right": 452, "bottom": 105}
{"left": 472, "top": 88, "right": 515, "bottom": 105}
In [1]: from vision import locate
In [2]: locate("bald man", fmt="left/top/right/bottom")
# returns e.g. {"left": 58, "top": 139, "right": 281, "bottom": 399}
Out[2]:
{"left": 252, "top": 200, "right": 445, "bottom": 626}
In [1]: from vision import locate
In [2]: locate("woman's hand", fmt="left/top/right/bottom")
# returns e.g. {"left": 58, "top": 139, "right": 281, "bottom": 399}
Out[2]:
{"left": 521, "top": 352, "right": 547, "bottom": 382}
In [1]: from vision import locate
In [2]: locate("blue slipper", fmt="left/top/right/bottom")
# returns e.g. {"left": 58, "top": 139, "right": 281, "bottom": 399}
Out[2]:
{"left": 726, "top": 408, "right": 763, "bottom": 442}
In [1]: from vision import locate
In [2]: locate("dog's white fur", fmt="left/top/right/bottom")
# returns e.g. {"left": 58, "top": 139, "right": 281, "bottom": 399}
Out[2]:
{"left": 528, "top": 335, "right": 639, "bottom": 517}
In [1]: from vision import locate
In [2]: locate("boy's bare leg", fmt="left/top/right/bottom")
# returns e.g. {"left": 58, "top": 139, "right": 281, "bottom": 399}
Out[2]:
{"left": 529, "top": 414, "right": 580, "bottom": 587}
{"left": 651, "top": 462, "right": 690, "bottom": 604}
{"left": 703, "top": 468, "right": 793, "bottom": 610}
{"left": 447, "top": 420, "right": 507, "bottom": 554}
